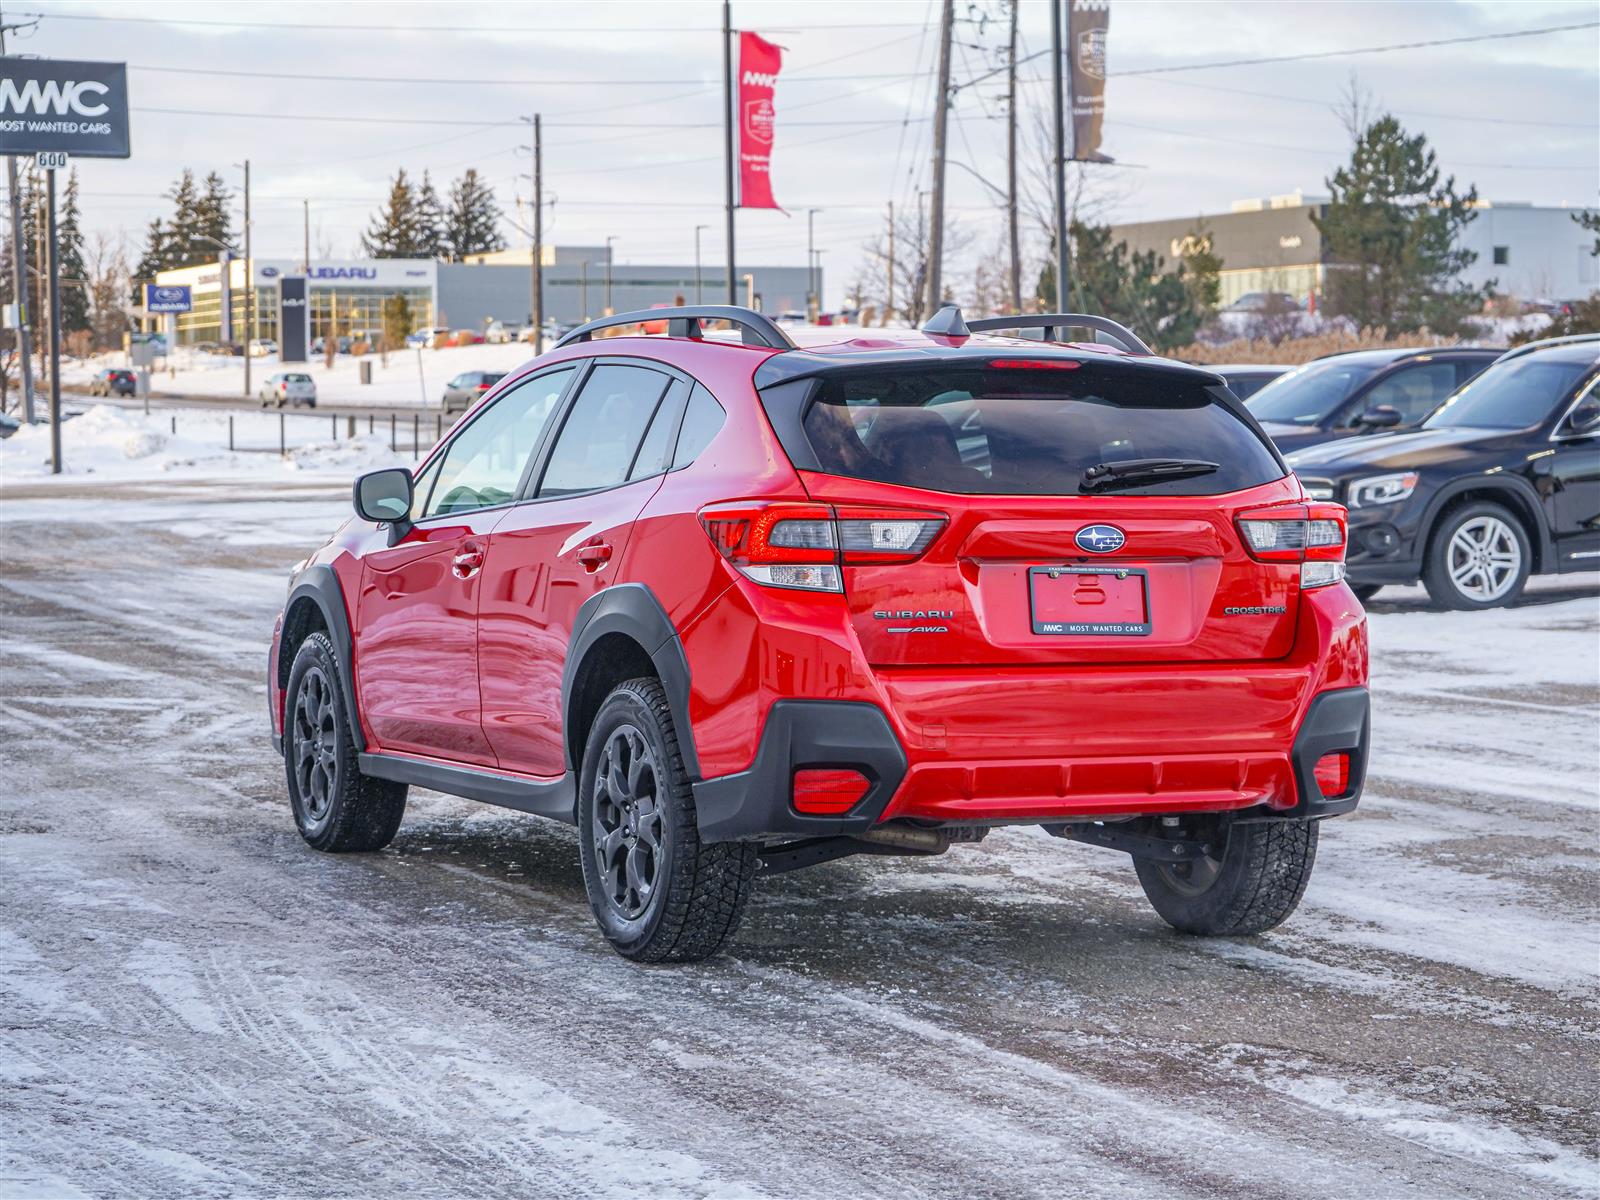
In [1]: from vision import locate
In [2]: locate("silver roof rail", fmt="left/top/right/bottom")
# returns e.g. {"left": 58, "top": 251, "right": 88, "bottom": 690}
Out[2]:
{"left": 966, "top": 313, "right": 1153, "bottom": 355}
{"left": 553, "top": 304, "right": 796, "bottom": 351}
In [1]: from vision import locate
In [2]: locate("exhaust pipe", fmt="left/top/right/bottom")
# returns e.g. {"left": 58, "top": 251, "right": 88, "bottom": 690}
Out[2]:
{"left": 853, "top": 825, "right": 950, "bottom": 855}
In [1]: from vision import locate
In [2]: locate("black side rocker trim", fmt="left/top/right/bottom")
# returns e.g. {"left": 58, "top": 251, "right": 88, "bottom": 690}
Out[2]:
{"left": 358, "top": 753, "right": 577, "bottom": 823}
{"left": 692, "top": 700, "right": 909, "bottom": 843}
{"left": 1288, "top": 686, "right": 1369, "bottom": 818}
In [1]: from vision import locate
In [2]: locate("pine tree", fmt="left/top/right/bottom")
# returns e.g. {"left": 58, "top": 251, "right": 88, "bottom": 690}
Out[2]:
{"left": 192, "top": 171, "right": 235, "bottom": 259}
{"left": 362, "top": 169, "right": 438, "bottom": 258}
{"left": 1037, "top": 223, "right": 1220, "bottom": 351}
{"left": 416, "top": 170, "right": 446, "bottom": 258}
{"left": 58, "top": 170, "right": 90, "bottom": 335}
{"left": 164, "top": 170, "right": 208, "bottom": 268}
{"left": 1311, "top": 115, "right": 1486, "bottom": 334}
{"left": 441, "top": 169, "right": 506, "bottom": 260}
{"left": 132, "top": 217, "right": 168, "bottom": 303}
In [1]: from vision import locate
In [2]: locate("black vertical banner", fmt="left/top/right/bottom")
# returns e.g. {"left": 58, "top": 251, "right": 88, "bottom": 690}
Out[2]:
{"left": 279, "top": 276, "right": 309, "bottom": 363}
{"left": 1069, "top": 0, "right": 1112, "bottom": 163}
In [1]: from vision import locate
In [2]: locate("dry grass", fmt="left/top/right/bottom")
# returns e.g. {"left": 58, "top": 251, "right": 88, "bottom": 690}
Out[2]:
{"left": 1174, "top": 328, "right": 1459, "bottom": 365}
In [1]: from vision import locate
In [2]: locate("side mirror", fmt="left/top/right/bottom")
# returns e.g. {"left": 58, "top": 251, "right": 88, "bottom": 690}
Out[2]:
{"left": 1564, "top": 396, "right": 1600, "bottom": 436}
{"left": 353, "top": 467, "right": 414, "bottom": 542}
{"left": 1356, "top": 404, "right": 1403, "bottom": 430}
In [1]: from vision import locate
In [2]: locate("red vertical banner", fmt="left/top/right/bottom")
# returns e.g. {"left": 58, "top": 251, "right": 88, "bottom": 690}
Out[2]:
{"left": 737, "top": 31, "right": 782, "bottom": 210}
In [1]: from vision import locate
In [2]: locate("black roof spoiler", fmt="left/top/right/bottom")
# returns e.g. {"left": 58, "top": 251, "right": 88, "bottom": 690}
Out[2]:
{"left": 552, "top": 304, "right": 796, "bottom": 351}
{"left": 964, "top": 312, "right": 1153, "bottom": 355}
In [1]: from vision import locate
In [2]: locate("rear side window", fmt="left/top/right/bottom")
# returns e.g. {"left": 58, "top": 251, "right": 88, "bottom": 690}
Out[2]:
{"left": 673, "top": 384, "right": 725, "bottom": 468}
{"left": 538, "top": 363, "right": 672, "bottom": 497}
{"left": 801, "top": 363, "right": 1283, "bottom": 495}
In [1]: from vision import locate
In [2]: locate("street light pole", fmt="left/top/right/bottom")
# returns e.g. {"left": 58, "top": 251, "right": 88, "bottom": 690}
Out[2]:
{"left": 694, "top": 224, "right": 709, "bottom": 304}
{"left": 806, "top": 208, "right": 821, "bottom": 320}
{"left": 580, "top": 261, "right": 589, "bottom": 321}
{"left": 241, "top": 158, "right": 252, "bottom": 399}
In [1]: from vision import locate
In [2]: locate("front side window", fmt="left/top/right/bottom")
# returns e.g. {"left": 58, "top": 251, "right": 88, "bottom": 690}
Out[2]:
{"left": 1350, "top": 362, "right": 1457, "bottom": 425}
{"left": 423, "top": 367, "right": 574, "bottom": 517}
{"left": 538, "top": 363, "right": 672, "bottom": 497}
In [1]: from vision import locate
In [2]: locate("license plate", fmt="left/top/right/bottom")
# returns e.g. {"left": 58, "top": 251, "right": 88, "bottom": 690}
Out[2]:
{"left": 1029, "top": 565, "right": 1150, "bottom": 636}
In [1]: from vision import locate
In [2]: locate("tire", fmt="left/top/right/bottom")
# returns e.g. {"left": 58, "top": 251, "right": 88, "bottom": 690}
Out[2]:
{"left": 1421, "top": 500, "right": 1531, "bottom": 610}
{"left": 1349, "top": 583, "right": 1382, "bottom": 603}
{"left": 577, "top": 678, "right": 757, "bottom": 963}
{"left": 283, "top": 631, "right": 407, "bottom": 853}
{"left": 1135, "top": 819, "right": 1318, "bottom": 936}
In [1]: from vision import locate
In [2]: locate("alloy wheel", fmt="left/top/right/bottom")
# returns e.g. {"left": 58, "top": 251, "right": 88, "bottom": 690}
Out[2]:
{"left": 291, "top": 666, "right": 339, "bottom": 823}
{"left": 1446, "top": 515, "right": 1522, "bottom": 603}
{"left": 591, "top": 725, "right": 664, "bottom": 921}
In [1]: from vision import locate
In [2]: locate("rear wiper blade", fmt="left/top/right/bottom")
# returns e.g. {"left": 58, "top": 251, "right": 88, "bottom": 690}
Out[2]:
{"left": 1079, "top": 457, "right": 1219, "bottom": 492}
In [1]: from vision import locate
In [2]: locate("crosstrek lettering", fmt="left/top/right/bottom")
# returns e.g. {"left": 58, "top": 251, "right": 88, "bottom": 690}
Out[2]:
{"left": 267, "top": 303, "right": 1370, "bottom": 964}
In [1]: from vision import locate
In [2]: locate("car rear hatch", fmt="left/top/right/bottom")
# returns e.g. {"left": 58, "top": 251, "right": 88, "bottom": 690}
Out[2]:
{"left": 761, "top": 354, "right": 1316, "bottom": 667}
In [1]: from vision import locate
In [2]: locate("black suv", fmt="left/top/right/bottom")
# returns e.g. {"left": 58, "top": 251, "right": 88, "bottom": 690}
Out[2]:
{"left": 1286, "top": 336, "right": 1600, "bottom": 608}
{"left": 1247, "top": 346, "right": 1501, "bottom": 453}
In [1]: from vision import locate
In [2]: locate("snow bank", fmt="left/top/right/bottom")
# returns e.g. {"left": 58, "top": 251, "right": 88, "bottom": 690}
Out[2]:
{"left": 0, "top": 405, "right": 406, "bottom": 484}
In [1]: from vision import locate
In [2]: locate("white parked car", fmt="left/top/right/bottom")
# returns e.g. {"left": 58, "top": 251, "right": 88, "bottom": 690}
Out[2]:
{"left": 248, "top": 338, "right": 278, "bottom": 358}
{"left": 406, "top": 327, "right": 451, "bottom": 349}
{"left": 258, "top": 371, "right": 317, "bottom": 408}
{"left": 484, "top": 320, "right": 516, "bottom": 344}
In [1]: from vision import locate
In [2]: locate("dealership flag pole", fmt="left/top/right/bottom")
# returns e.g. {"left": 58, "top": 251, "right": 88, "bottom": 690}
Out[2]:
{"left": 242, "top": 159, "right": 252, "bottom": 399}
{"left": 1050, "top": 0, "right": 1070, "bottom": 310}
{"left": 533, "top": 114, "right": 543, "bottom": 348}
{"left": 722, "top": 0, "right": 736, "bottom": 304}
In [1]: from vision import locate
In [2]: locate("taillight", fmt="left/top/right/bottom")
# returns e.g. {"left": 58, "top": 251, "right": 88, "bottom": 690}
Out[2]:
{"left": 792, "top": 768, "right": 870, "bottom": 814}
{"left": 699, "top": 501, "right": 946, "bottom": 592}
{"left": 986, "top": 358, "right": 1080, "bottom": 370}
{"left": 477, "top": 382, "right": 492, "bottom": 391}
{"left": 1237, "top": 502, "right": 1347, "bottom": 589}
{"left": 1313, "top": 752, "right": 1349, "bottom": 798}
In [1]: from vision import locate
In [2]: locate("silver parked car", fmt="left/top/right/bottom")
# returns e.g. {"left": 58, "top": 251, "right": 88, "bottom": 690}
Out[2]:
{"left": 258, "top": 371, "right": 317, "bottom": 408}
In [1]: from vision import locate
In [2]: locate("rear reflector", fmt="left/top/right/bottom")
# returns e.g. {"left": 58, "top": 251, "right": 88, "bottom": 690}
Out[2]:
{"left": 1313, "top": 752, "right": 1349, "bottom": 798}
{"left": 793, "top": 768, "right": 871, "bottom": 814}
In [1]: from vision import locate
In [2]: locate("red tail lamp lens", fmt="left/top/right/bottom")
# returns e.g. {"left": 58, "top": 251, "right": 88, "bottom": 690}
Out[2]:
{"left": 1314, "top": 752, "right": 1349, "bottom": 798}
{"left": 987, "top": 358, "right": 1080, "bottom": 370}
{"left": 792, "top": 768, "right": 871, "bottom": 815}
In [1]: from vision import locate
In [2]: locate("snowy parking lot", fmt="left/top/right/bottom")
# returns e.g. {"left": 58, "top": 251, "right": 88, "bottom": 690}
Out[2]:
{"left": 1, "top": 473, "right": 1596, "bottom": 1198}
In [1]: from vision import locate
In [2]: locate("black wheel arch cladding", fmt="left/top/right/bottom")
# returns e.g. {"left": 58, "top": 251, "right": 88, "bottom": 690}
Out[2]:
{"left": 279, "top": 564, "right": 365, "bottom": 753}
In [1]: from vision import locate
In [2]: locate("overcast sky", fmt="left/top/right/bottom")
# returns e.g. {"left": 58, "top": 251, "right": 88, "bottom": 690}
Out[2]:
{"left": 24, "top": 0, "right": 1600, "bottom": 305}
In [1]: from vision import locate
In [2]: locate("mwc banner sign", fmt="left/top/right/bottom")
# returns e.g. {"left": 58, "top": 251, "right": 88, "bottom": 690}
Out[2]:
{"left": 736, "top": 32, "right": 782, "bottom": 210}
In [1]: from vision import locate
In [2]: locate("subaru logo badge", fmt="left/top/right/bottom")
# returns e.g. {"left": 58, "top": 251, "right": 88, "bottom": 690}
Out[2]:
{"left": 1075, "top": 524, "right": 1126, "bottom": 554}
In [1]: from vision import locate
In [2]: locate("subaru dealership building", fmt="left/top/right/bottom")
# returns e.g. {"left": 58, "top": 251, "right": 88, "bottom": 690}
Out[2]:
{"left": 148, "top": 247, "right": 813, "bottom": 347}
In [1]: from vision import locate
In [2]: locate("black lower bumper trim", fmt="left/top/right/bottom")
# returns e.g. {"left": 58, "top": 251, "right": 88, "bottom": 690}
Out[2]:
{"left": 692, "top": 700, "right": 908, "bottom": 843}
{"left": 1289, "top": 686, "right": 1369, "bottom": 817}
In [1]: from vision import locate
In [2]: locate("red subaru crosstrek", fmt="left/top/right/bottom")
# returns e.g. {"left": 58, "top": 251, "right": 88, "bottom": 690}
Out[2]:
{"left": 269, "top": 306, "right": 1368, "bottom": 962}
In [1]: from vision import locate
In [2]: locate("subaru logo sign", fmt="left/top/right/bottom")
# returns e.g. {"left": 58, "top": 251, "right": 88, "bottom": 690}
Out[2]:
{"left": 260, "top": 266, "right": 280, "bottom": 278}
{"left": 1075, "top": 524, "right": 1126, "bottom": 554}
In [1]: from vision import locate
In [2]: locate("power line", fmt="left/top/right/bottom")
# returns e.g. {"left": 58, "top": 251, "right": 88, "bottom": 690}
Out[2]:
{"left": 123, "top": 64, "right": 925, "bottom": 87}
{"left": 24, "top": 8, "right": 927, "bottom": 34}
{"left": 129, "top": 105, "right": 950, "bottom": 130}
{"left": 960, "top": 20, "right": 1598, "bottom": 92}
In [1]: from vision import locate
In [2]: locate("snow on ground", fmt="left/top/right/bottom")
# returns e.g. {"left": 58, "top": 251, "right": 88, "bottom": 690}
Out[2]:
{"left": 0, "top": 476, "right": 1595, "bottom": 1199}
{"left": 0, "top": 404, "right": 414, "bottom": 483}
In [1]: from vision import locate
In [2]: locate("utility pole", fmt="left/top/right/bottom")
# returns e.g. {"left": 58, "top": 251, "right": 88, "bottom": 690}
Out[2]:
{"left": 694, "top": 224, "right": 709, "bottom": 304}
{"left": 1006, "top": 0, "right": 1021, "bottom": 314}
{"left": 44, "top": 164, "right": 59, "bottom": 472}
{"left": 604, "top": 235, "right": 617, "bottom": 314}
{"left": 806, "top": 208, "right": 822, "bottom": 320}
{"left": 722, "top": 0, "right": 737, "bottom": 304}
{"left": 1050, "top": 0, "right": 1070, "bottom": 312}
{"left": 302, "top": 199, "right": 310, "bottom": 273}
{"left": 579, "top": 260, "right": 589, "bottom": 321}
{"left": 925, "top": 0, "right": 954, "bottom": 316}
{"left": 531, "top": 114, "right": 543, "bottom": 347}
{"left": 1, "top": 9, "right": 35, "bottom": 423}
{"left": 884, "top": 199, "right": 894, "bottom": 326}
{"left": 241, "top": 159, "right": 252, "bottom": 399}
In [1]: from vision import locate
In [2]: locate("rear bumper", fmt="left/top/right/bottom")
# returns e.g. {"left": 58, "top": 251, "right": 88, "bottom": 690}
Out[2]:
{"left": 692, "top": 685, "right": 1369, "bottom": 842}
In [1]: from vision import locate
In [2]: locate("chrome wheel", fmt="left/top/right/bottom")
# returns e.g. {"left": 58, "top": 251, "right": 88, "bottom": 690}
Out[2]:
{"left": 291, "top": 665, "right": 339, "bottom": 825}
{"left": 591, "top": 725, "right": 664, "bottom": 921}
{"left": 1447, "top": 515, "right": 1522, "bottom": 603}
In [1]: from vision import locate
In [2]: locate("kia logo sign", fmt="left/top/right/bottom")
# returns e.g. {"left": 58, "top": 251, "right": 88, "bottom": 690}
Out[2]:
{"left": 0, "top": 59, "right": 130, "bottom": 159}
{"left": 1075, "top": 525, "right": 1126, "bottom": 554}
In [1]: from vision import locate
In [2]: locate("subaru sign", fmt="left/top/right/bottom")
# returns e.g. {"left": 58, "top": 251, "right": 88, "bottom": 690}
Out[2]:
{"left": 0, "top": 59, "right": 130, "bottom": 159}
{"left": 1075, "top": 525, "right": 1126, "bottom": 554}
{"left": 144, "top": 284, "right": 192, "bottom": 314}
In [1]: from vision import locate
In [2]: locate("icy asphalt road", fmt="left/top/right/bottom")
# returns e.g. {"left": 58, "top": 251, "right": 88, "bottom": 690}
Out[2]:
{"left": 1, "top": 479, "right": 1596, "bottom": 1200}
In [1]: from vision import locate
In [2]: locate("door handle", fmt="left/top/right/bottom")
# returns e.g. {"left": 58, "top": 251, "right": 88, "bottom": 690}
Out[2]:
{"left": 452, "top": 544, "right": 485, "bottom": 579}
{"left": 576, "top": 541, "right": 613, "bottom": 571}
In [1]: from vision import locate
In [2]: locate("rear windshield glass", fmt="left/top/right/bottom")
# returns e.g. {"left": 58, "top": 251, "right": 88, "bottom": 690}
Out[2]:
{"left": 284, "top": 374, "right": 311, "bottom": 383}
{"left": 802, "top": 363, "right": 1283, "bottom": 496}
